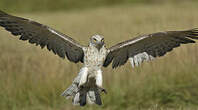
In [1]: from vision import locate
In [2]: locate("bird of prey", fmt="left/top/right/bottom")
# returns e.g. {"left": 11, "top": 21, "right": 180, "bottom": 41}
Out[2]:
{"left": 0, "top": 10, "right": 198, "bottom": 106}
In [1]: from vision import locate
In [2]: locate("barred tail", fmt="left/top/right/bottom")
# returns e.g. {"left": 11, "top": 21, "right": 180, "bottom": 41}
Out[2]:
{"left": 61, "top": 83, "right": 78, "bottom": 99}
{"left": 74, "top": 88, "right": 102, "bottom": 106}
{"left": 89, "top": 89, "right": 102, "bottom": 105}
{"left": 61, "top": 83, "right": 102, "bottom": 106}
{"left": 61, "top": 71, "right": 82, "bottom": 99}
{"left": 61, "top": 68, "right": 103, "bottom": 106}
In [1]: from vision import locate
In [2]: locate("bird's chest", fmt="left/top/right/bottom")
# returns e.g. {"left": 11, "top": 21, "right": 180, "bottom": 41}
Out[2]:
{"left": 83, "top": 47, "right": 107, "bottom": 68}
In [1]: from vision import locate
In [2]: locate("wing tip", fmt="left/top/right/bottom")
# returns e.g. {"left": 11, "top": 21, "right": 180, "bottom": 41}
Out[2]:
{"left": 186, "top": 28, "right": 198, "bottom": 40}
{"left": 0, "top": 10, "right": 8, "bottom": 16}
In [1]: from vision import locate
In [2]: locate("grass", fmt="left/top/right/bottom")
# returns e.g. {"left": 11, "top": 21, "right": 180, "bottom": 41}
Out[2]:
{"left": 1, "top": 0, "right": 197, "bottom": 13}
{"left": 1, "top": 1, "right": 198, "bottom": 110}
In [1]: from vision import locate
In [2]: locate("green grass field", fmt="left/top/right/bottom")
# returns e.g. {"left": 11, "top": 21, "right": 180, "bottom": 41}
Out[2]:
{"left": 1, "top": 2, "right": 198, "bottom": 110}
{"left": 0, "top": 0, "right": 193, "bottom": 12}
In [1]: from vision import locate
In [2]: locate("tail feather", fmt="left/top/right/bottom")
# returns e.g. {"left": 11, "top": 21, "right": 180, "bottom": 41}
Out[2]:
{"left": 72, "top": 92, "right": 80, "bottom": 105}
{"left": 61, "top": 72, "right": 81, "bottom": 98}
{"left": 61, "top": 83, "right": 78, "bottom": 98}
{"left": 86, "top": 90, "right": 102, "bottom": 105}
{"left": 61, "top": 69, "right": 104, "bottom": 106}
{"left": 95, "top": 90, "right": 102, "bottom": 105}
{"left": 80, "top": 92, "right": 87, "bottom": 106}
{"left": 87, "top": 91, "right": 96, "bottom": 104}
{"left": 62, "top": 84, "right": 103, "bottom": 106}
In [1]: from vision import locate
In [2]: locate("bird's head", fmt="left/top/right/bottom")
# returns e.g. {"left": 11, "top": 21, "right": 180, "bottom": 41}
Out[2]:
{"left": 90, "top": 35, "right": 104, "bottom": 50}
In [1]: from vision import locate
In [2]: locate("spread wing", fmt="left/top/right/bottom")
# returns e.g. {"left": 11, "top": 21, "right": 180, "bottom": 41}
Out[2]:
{"left": 103, "top": 29, "right": 198, "bottom": 68}
{"left": 0, "top": 10, "right": 84, "bottom": 63}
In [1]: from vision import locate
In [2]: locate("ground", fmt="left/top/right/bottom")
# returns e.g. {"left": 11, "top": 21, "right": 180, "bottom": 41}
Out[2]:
{"left": 0, "top": 2, "right": 198, "bottom": 110}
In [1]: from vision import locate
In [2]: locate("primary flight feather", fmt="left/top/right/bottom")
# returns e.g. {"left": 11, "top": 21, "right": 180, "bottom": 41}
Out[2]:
{"left": 0, "top": 10, "right": 198, "bottom": 106}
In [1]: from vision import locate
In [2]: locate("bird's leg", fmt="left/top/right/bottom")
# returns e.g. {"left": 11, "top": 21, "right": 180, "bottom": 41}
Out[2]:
{"left": 78, "top": 68, "right": 88, "bottom": 88}
{"left": 96, "top": 70, "right": 107, "bottom": 94}
{"left": 96, "top": 70, "right": 102, "bottom": 87}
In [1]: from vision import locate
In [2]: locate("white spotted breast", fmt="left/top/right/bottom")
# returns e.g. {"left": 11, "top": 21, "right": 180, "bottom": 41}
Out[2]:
{"left": 83, "top": 45, "right": 108, "bottom": 70}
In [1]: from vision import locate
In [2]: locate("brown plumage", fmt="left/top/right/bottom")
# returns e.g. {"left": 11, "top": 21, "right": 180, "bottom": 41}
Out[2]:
{"left": 0, "top": 10, "right": 84, "bottom": 63}
{"left": 104, "top": 29, "right": 198, "bottom": 68}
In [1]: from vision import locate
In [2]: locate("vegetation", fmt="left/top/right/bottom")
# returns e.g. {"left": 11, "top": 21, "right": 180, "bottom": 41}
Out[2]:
{"left": 0, "top": 1, "right": 198, "bottom": 110}
{"left": 0, "top": 0, "right": 197, "bottom": 12}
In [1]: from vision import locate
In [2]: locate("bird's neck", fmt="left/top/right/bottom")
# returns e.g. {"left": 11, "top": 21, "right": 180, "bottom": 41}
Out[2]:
{"left": 89, "top": 43, "right": 103, "bottom": 51}
{"left": 89, "top": 43, "right": 97, "bottom": 49}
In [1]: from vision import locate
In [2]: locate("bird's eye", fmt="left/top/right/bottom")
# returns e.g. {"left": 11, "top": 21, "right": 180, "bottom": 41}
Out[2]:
{"left": 93, "top": 38, "right": 97, "bottom": 42}
{"left": 101, "top": 39, "right": 104, "bottom": 42}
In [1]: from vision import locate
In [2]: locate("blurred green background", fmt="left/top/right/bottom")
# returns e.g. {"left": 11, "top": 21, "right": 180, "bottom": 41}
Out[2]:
{"left": 1, "top": 0, "right": 198, "bottom": 110}
{"left": 0, "top": 0, "right": 197, "bottom": 12}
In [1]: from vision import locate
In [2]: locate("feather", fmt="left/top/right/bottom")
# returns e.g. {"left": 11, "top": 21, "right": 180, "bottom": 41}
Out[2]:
{"left": 0, "top": 10, "right": 84, "bottom": 63}
{"left": 104, "top": 29, "right": 198, "bottom": 68}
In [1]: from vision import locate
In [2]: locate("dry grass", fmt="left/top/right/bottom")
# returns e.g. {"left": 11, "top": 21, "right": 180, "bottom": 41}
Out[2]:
{"left": 1, "top": 2, "right": 198, "bottom": 110}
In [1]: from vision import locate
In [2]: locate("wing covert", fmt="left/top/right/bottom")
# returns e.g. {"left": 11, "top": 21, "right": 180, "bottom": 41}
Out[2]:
{"left": 104, "top": 29, "right": 198, "bottom": 68}
{"left": 0, "top": 10, "right": 84, "bottom": 63}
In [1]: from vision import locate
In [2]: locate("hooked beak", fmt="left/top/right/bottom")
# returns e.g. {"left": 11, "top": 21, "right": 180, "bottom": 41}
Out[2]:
{"left": 96, "top": 41, "right": 104, "bottom": 50}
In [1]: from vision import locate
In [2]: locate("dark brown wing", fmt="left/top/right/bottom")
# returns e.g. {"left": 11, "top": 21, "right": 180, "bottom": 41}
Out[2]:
{"left": 0, "top": 10, "right": 84, "bottom": 63}
{"left": 104, "top": 29, "right": 198, "bottom": 68}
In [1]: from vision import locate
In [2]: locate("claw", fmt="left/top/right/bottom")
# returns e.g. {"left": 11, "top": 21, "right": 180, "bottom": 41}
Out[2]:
{"left": 78, "top": 81, "right": 86, "bottom": 88}
{"left": 101, "top": 88, "right": 107, "bottom": 94}
{"left": 77, "top": 85, "right": 84, "bottom": 92}
{"left": 98, "top": 87, "right": 107, "bottom": 94}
